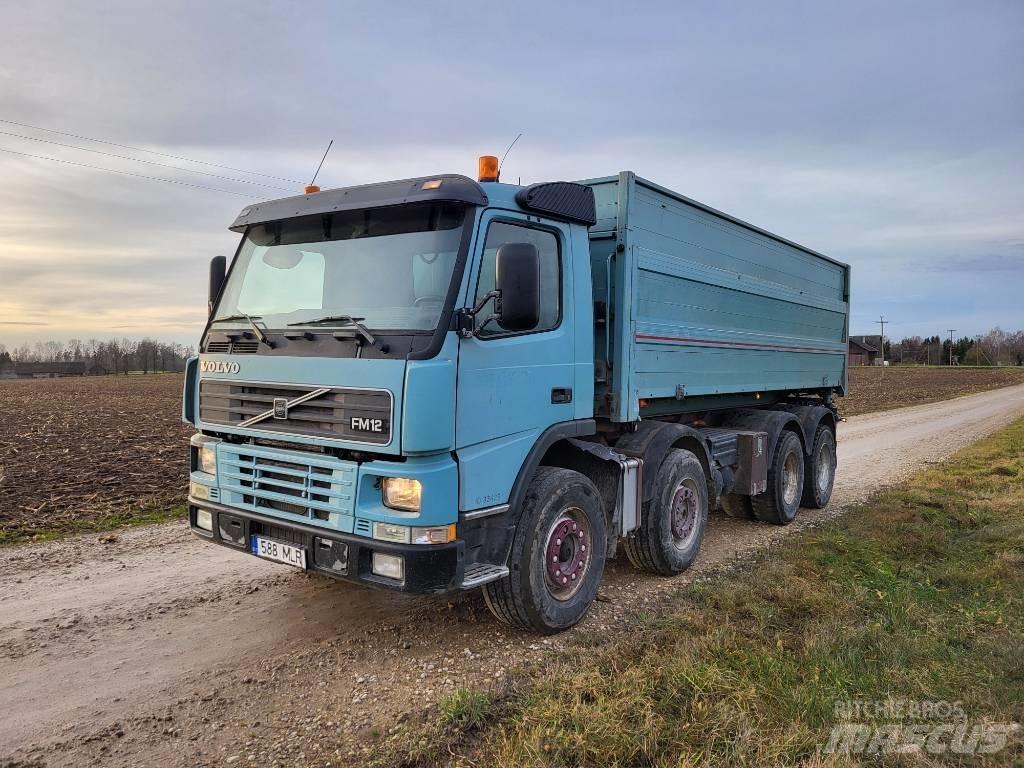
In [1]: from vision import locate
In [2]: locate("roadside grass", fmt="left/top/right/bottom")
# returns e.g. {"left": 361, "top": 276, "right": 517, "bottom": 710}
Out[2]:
{"left": 439, "top": 688, "right": 492, "bottom": 730}
{"left": 378, "top": 420, "right": 1024, "bottom": 767}
{"left": 0, "top": 503, "right": 186, "bottom": 547}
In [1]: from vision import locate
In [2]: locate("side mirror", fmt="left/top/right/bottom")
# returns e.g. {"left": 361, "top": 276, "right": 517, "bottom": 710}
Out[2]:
{"left": 495, "top": 243, "right": 540, "bottom": 331}
{"left": 208, "top": 255, "right": 227, "bottom": 315}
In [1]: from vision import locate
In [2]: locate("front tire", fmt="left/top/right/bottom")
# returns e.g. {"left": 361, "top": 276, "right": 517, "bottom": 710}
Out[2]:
{"left": 751, "top": 430, "right": 804, "bottom": 525}
{"left": 482, "top": 467, "right": 607, "bottom": 634}
{"left": 801, "top": 424, "right": 836, "bottom": 508}
{"left": 624, "top": 449, "right": 708, "bottom": 575}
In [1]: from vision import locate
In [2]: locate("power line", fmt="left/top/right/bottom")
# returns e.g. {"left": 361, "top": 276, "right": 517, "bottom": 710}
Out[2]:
{"left": 0, "top": 146, "right": 259, "bottom": 198}
{"left": 0, "top": 129, "right": 292, "bottom": 192}
{"left": 0, "top": 117, "right": 303, "bottom": 184}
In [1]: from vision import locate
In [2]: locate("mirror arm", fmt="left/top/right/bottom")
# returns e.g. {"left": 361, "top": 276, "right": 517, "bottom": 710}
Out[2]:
{"left": 470, "top": 289, "right": 500, "bottom": 316}
{"left": 457, "top": 290, "right": 501, "bottom": 338}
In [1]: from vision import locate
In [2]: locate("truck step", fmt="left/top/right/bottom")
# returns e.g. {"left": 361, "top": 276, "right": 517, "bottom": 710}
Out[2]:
{"left": 461, "top": 563, "right": 509, "bottom": 589}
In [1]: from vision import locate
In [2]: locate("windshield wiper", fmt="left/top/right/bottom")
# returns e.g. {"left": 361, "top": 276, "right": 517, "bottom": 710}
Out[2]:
{"left": 287, "top": 315, "right": 376, "bottom": 346}
{"left": 211, "top": 312, "right": 273, "bottom": 347}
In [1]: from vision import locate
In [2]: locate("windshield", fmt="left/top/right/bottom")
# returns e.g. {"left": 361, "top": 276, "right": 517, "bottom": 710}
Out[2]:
{"left": 213, "top": 202, "right": 468, "bottom": 331}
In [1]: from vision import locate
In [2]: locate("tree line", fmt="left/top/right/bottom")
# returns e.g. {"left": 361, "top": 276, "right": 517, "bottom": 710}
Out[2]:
{"left": 887, "top": 328, "right": 1024, "bottom": 366}
{"left": 0, "top": 338, "right": 195, "bottom": 375}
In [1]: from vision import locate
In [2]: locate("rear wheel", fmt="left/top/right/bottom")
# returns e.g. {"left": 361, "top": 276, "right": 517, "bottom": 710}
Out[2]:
{"left": 483, "top": 467, "right": 607, "bottom": 634}
{"left": 801, "top": 424, "right": 836, "bottom": 508}
{"left": 751, "top": 430, "right": 804, "bottom": 525}
{"left": 624, "top": 449, "right": 708, "bottom": 575}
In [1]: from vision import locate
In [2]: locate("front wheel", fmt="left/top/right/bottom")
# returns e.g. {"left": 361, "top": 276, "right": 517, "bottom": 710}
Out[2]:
{"left": 483, "top": 467, "right": 607, "bottom": 634}
{"left": 624, "top": 448, "right": 708, "bottom": 575}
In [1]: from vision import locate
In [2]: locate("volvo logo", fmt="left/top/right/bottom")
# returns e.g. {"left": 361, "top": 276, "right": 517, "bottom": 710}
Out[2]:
{"left": 200, "top": 360, "right": 240, "bottom": 374}
{"left": 272, "top": 397, "right": 288, "bottom": 419}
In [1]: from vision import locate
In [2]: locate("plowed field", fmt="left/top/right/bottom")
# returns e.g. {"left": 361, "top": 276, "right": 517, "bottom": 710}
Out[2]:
{"left": 2, "top": 366, "right": 1023, "bottom": 544}
{"left": 0, "top": 374, "right": 191, "bottom": 544}
{"left": 839, "top": 365, "right": 1024, "bottom": 416}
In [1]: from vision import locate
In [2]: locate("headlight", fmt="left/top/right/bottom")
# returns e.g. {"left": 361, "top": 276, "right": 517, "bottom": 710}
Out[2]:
{"left": 190, "top": 434, "right": 219, "bottom": 475}
{"left": 190, "top": 481, "right": 211, "bottom": 500}
{"left": 381, "top": 477, "right": 422, "bottom": 512}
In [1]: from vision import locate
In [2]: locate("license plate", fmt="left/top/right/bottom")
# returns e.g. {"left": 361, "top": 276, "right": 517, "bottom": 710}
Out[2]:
{"left": 251, "top": 536, "right": 307, "bottom": 570}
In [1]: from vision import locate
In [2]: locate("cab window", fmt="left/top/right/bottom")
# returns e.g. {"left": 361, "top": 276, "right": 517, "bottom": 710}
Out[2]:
{"left": 474, "top": 221, "right": 560, "bottom": 337}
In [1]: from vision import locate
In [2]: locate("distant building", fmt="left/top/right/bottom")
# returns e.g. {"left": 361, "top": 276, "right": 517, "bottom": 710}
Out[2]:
{"left": 0, "top": 362, "right": 14, "bottom": 379}
{"left": 6, "top": 361, "right": 87, "bottom": 378}
{"left": 848, "top": 335, "right": 883, "bottom": 366}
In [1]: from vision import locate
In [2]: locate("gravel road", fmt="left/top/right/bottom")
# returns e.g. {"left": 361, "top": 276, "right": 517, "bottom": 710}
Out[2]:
{"left": 3, "top": 384, "right": 1023, "bottom": 767}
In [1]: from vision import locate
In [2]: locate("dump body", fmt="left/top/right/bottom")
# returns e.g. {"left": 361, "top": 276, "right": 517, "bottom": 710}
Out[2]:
{"left": 582, "top": 172, "right": 850, "bottom": 422}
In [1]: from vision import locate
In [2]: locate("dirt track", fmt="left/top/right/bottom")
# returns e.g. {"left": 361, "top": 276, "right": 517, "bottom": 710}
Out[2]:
{"left": 2, "top": 384, "right": 1024, "bottom": 767}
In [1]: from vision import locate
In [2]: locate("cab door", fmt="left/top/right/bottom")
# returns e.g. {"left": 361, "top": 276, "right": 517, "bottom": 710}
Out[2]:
{"left": 454, "top": 211, "right": 575, "bottom": 510}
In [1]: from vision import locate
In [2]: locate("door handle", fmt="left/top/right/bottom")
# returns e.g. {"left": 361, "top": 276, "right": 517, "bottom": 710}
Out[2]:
{"left": 551, "top": 388, "right": 573, "bottom": 404}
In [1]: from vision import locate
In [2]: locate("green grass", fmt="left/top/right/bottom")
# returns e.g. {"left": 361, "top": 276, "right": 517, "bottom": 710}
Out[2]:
{"left": 440, "top": 689, "right": 493, "bottom": 729}
{"left": 0, "top": 504, "right": 187, "bottom": 547}
{"left": 379, "top": 420, "right": 1024, "bottom": 767}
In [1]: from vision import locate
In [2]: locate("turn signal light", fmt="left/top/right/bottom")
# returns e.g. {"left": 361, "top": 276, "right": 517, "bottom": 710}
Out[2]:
{"left": 478, "top": 155, "right": 499, "bottom": 182}
{"left": 304, "top": 185, "right": 321, "bottom": 194}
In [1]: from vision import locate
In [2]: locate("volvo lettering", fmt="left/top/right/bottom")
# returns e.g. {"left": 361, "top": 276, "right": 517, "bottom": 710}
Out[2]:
{"left": 199, "top": 360, "right": 239, "bottom": 374}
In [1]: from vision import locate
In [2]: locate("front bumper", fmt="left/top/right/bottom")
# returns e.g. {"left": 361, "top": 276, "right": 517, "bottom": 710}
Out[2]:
{"left": 189, "top": 499, "right": 464, "bottom": 594}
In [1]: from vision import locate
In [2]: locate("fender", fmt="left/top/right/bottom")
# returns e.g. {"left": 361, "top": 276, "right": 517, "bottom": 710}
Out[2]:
{"left": 540, "top": 437, "right": 627, "bottom": 558}
{"left": 706, "top": 408, "right": 806, "bottom": 462}
{"left": 772, "top": 402, "right": 837, "bottom": 457}
{"left": 612, "top": 421, "right": 714, "bottom": 505}
{"left": 507, "top": 419, "right": 599, "bottom": 519}
{"left": 462, "top": 419, "right": 597, "bottom": 570}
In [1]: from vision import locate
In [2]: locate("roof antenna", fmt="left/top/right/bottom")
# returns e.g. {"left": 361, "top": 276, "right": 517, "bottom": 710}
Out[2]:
{"left": 497, "top": 133, "right": 522, "bottom": 181}
{"left": 305, "top": 139, "right": 333, "bottom": 194}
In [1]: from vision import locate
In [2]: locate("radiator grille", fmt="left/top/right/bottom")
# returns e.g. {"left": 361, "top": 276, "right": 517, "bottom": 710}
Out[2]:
{"left": 204, "top": 340, "right": 260, "bottom": 354}
{"left": 199, "top": 380, "right": 392, "bottom": 444}
{"left": 218, "top": 445, "right": 357, "bottom": 526}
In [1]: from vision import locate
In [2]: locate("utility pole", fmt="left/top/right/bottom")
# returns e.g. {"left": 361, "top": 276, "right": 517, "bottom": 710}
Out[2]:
{"left": 947, "top": 329, "right": 956, "bottom": 367}
{"left": 877, "top": 316, "right": 886, "bottom": 364}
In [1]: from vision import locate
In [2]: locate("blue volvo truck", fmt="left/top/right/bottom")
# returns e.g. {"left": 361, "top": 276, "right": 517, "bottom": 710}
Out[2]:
{"left": 183, "top": 157, "right": 850, "bottom": 633}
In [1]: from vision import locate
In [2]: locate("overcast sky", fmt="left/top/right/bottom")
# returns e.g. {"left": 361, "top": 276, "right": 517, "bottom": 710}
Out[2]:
{"left": 0, "top": 0, "right": 1021, "bottom": 349}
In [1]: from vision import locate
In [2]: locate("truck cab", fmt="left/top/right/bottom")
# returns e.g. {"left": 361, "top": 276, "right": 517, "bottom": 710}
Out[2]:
{"left": 184, "top": 157, "right": 845, "bottom": 633}
{"left": 184, "top": 165, "right": 602, "bottom": 606}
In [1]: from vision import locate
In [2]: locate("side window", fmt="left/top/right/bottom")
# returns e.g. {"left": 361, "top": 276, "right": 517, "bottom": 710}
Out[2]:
{"left": 474, "top": 221, "right": 560, "bottom": 337}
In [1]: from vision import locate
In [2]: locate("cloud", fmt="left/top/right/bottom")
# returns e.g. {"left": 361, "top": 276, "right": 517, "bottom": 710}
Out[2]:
{"left": 0, "top": 0, "right": 1021, "bottom": 346}
{"left": 928, "top": 252, "right": 1024, "bottom": 274}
